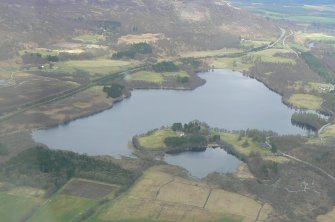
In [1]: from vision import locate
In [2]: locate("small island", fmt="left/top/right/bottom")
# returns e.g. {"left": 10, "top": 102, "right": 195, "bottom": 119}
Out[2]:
{"left": 133, "top": 121, "right": 285, "bottom": 180}
{"left": 133, "top": 121, "right": 214, "bottom": 154}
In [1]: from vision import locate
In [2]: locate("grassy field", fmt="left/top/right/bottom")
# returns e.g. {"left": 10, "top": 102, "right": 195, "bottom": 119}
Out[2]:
{"left": 19, "top": 48, "right": 60, "bottom": 56}
{"left": 19, "top": 47, "right": 88, "bottom": 58}
{"left": 320, "top": 124, "right": 335, "bottom": 139}
{"left": 288, "top": 81, "right": 334, "bottom": 94}
{"left": 28, "top": 178, "right": 121, "bottom": 222}
{"left": 218, "top": 132, "right": 289, "bottom": 163}
{"left": 162, "top": 71, "right": 189, "bottom": 78}
{"left": 0, "top": 185, "right": 44, "bottom": 222}
{"left": 73, "top": 34, "right": 105, "bottom": 44}
{"left": 208, "top": 48, "right": 296, "bottom": 72}
{"left": 25, "top": 58, "right": 136, "bottom": 82}
{"left": 205, "top": 189, "right": 270, "bottom": 221}
{"left": 219, "top": 132, "right": 268, "bottom": 156}
{"left": 178, "top": 48, "right": 243, "bottom": 58}
{"left": 288, "top": 43, "right": 308, "bottom": 51}
{"left": 7, "top": 186, "right": 45, "bottom": 198}
{"left": 93, "top": 165, "right": 266, "bottom": 222}
{"left": 209, "top": 57, "right": 252, "bottom": 72}
{"left": 250, "top": 48, "right": 296, "bottom": 64}
{"left": 295, "top": 32, "right": 335, "bottom": 44}
{"left": 240, "top": 40, "right": 270, "bottom": 48}
{"left": 61, "top": 178, "right": 119, "bottom": 200}
{"left": 287, "top": 16, "right": 335, "bottom": 25}
{"left": 0, "top": 192, "right": 39, "bottom": 222}
{"left": 157, "top": 180, "right": 210, "bottom": 207}
{"left": 288, "top": 94, "right": 324, "bottom": 110}
{"left": 137, "top": 128, "right": 178, "bottom": 149}
{"left": 117, "top": 33, "right": 163, "bottom": 45}
{"left": 0, "top": 178, "right": 121, "bottom": 222}
{"left": 29, "top": 194, "right": 96, "bottom": 222}
{"left": 126, "top": 71, "right": 189, "bottom": 84}
{"left": 56, "top": 59, "right": 135, "bottom": 77}
{"left": 127, "top": 71, "right": 164, "bottom": 83}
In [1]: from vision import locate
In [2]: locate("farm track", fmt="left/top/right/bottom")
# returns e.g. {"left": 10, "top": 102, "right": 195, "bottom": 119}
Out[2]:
{"left": 255, "top": 203, "right": 265, "bottom": 222}
{"left": 282, "top": 30, "right": 294, "bottom": 46}
{"left": 268, "top": 28, "right": 286, "bottom": 48}
{"left": 318, "top": 123, "right": 332, "bottom": 136}
{"left": 279, "top": 152, "right": 335, "bottom": 183}
{"left": 155, "top": 178, "right": 175, "bottom": 200}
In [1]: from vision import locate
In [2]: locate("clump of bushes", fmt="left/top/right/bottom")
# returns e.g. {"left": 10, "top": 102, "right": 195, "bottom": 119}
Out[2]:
{"left": 0, "top": 146, "right": 140, "bottom": 191}
{"left": 301, "top": 52, "right": 335, "bottom": 84}
{"left": 152, "top": 61, "right": 179, "bottom": 72}
{"left": 164, "top": 121, "right": 210, "bottom": 153}
{"left": 164, "top": 135, "right": 207, "bottom": 153}
{"left": 180, "top": 57, "right": 201, "bottom": 68}
{"left": 103, "top": 83, "right": 125, "bottom": 98}
{"left": 112, "top": 43, "right": 152, "bottom": 59}
{"left": 291, "top": 112, "right": 328, "bottom": 131}
{"left": 177, "top": 76, "right": 189, "bottom": 83}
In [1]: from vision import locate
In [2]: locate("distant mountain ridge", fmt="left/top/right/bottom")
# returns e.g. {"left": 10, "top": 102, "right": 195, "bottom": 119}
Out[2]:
{"left": 233, "top": 0, "right": 334, "bottom": 5}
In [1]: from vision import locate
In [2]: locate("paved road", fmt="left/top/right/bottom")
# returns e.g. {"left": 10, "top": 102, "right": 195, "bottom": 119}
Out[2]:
{"left": 282, "top": 29, "right": 294, "bottom": 46}
{"left": 267, "top": 27, "right": 286, "bottom": 48}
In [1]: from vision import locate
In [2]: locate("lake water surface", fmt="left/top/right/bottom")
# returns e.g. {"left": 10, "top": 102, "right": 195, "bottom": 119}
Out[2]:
{"left": 33, "top": 69, "right": 305, "bottom": 177}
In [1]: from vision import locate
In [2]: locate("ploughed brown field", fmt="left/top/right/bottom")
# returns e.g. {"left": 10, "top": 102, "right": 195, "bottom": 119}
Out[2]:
{"left": 61, "top": 178, "right": 119, "bottom": 200}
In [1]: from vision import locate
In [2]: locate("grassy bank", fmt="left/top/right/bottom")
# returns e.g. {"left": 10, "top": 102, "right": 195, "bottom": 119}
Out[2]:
{"left": 288, "top": 94, "right": 324, "bottom": 110}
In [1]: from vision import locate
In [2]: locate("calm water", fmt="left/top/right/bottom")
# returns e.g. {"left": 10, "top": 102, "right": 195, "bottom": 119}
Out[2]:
{"left": 33, "top": 69, "right": 305, "bottom": 177}
{"left": 165, "top": 149, "right": 242, "bottom": 178}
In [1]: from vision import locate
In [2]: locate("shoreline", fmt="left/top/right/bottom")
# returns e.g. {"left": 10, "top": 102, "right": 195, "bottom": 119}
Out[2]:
{"left": 7, "top": 68, "right": 329, "bottom": 139}
{"left": 29, "top": 75, "right": 207, "bottom": 133}
{"left": 243, "top": 70, "right": 333, "bottom": 117}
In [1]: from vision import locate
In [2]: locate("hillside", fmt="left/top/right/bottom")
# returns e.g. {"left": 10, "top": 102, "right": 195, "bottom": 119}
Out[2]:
{"left": 2, "top": 1, "right": 335, "bottom": 222}
{"left": 0, "top": 0, "right": 277, "bottom": 59}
